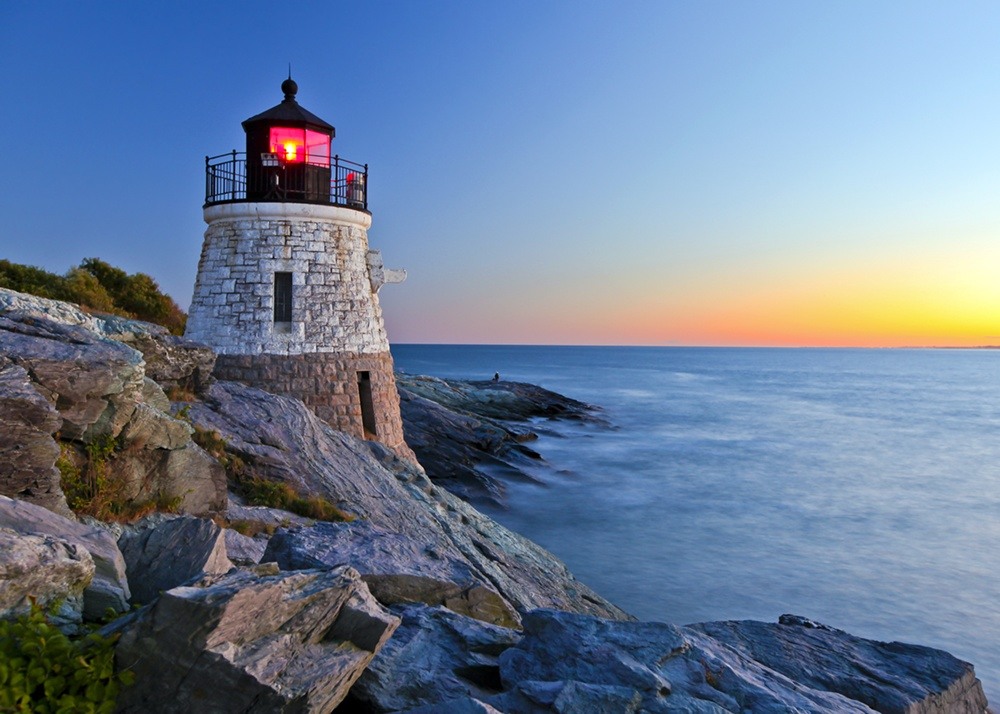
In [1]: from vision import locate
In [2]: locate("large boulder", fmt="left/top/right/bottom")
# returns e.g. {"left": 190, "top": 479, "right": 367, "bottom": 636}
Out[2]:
{"left": 118, "top": 402, "right": 192, "bottom": 450}
{"left": 0, "top": 526, "right": 93, "bottom": 631}
{"left": 115, "top": 331, "right": 215, "bottom": 397}
{"left": 112, "top": 441, "right": 227, "bottom": 516}
{"left": 111, "top": 565, "right": 400, "bottom": 713}
{"left": 264, "top": 520, "right": 519, "bottom": 628}
{"left": 0, "top": 312, "right": 144, "bottom": 442}
{"left": 224, "top": 528, "right": 268, "bottom": 566}
{"left": 187, "top": 380, "right": 629, "bottom": 622}
{"left": 117, "top": 515, "right": 233, "bottom": 604}
{"left": 0, "top": 357, "right": 67, "bottom": 515}
{"left": 344, "top": 604, "right": 520, "bottom": 713}
{"left": 0, "top": 496, "right": 130, "bottom": 618}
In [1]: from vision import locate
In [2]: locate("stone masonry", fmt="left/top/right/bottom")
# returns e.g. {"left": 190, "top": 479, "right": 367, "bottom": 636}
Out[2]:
{"left": 214, "top": 351, "right": 411, "bottom": 459}
{"left": 186, "top": 202, "right": 412, "bottom": 460}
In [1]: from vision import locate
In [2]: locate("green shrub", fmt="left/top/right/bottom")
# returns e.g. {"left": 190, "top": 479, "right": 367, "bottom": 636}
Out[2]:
{"left": 0, "top": 605, "right": 133, "bottom": 713}
{"left": 59, "top": 437, "right": 120, "bottom": 516}
{"left": 0, "top": 258, "right": 187, "bottom": 335}
{"left": 0, "top": 260, "right": 68, "bottom": 302}
{"left": 61, "top": 269, "right": 117, "bottom": 314}
{"left": 78, "top": 259, "right": 186, "bottom": 335}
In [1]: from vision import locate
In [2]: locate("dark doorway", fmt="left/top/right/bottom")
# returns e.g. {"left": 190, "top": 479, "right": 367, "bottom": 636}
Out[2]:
{"left": 358, "top": 371, "right": 377, "bottom": 437}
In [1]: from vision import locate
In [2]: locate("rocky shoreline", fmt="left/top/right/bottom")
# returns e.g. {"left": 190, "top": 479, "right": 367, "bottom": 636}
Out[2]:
{"left": 0, "top": 286, "right": 992, "bottom": 712}
{"left": 396, "top": 373, "right": 606, "bottom": 508}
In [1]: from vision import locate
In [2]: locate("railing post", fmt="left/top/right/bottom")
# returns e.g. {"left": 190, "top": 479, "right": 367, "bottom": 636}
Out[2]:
{"left": 334, "top": 155, "right": 340, "bottom": 204}
{"left": 364, "top": 163, "right": 369, "bottom": 210}
{"left": 231, "top": 150, "right": 238, "bottom": 202}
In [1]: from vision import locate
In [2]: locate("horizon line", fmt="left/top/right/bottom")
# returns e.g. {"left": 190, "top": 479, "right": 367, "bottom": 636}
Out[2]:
{"left": 390, "top": 342, "right": 1000, "bottom": 350}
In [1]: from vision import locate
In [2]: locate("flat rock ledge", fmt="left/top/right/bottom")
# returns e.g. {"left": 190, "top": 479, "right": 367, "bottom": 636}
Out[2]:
{"left": 346, "top": 606, "right": 990, "bottom": 714}
{"left": 396, "top": 374, "right": 603, "bottom": 423}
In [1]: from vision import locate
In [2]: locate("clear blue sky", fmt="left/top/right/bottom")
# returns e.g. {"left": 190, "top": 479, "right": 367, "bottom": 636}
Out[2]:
{"left": 2, "top": 1, "right": 999, "bottom": 345}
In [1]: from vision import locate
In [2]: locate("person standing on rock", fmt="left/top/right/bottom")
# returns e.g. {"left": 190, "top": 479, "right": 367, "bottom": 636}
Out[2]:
{"left": 493, "top": 372, "right": 500, "bottom": 382}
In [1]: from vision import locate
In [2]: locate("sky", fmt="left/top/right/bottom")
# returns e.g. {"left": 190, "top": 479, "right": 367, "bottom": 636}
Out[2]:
{"left": 1, "top": 1, "right": 999, "bottom": 347}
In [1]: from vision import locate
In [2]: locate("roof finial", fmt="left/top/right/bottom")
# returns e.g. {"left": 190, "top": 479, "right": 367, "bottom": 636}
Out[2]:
{"left": 281, "top": 68, "right": 298, "bottom": 102}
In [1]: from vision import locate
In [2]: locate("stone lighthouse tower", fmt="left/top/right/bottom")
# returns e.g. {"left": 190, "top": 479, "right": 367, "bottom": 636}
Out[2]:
{"left": 185, "top": 78, "right": 412, "bottom": 459}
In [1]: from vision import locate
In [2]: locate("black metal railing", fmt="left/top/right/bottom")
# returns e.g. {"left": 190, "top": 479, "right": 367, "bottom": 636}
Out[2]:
{"left": 204, "top": 151, "right": 368, "bottom": 210}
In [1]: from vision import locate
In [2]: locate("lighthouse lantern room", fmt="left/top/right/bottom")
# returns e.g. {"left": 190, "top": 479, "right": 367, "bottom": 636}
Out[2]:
{"left": 186, "top": 78, "right": 411, "bottom": 460}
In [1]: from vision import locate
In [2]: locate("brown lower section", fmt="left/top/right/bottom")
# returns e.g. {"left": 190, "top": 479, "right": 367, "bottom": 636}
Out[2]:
{"left": 214, "top": 351, "right": 416, "bottom": 462}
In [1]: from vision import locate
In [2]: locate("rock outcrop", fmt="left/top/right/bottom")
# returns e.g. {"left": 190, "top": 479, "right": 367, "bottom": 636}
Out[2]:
{"left": 0, "top": 357, "right": 66, "bottom": 514}
{"left": 692, "top": 615, "right": 992, "bottom": 714}
{"left": 264, "top": 520, "right": 519, "bottom": 628}
{"left": 0, "top": 286, "right": 215, "bottom": 397}
{"left": 111, "top": 565, "right": 399, "bottom": 713}
{"left": 0, "top": 313, "right": 145, "bottom": 443}
{"left": 344, "top": 603, "right": 521, "bottom": 712}
{"left": 348, "top": 606, "right": 991, "bottom": 713}
{"left": 187, "top": 380, "right": 629, "bottom": 623}
{"left": 0, "top": 495, "right": 130, "bottom": 618}
{"left": 0, "top": 289, "right": 226, "bottom": 516}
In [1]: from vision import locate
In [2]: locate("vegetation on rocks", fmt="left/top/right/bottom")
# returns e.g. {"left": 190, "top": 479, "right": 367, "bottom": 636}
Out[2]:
{"left": 56, "top": 440, "right": 180, "bottom": 523}
{"left": 215, "top": 517, "right": 278, "bottom": 538}
{"left": 0, "top": 604, "right": 132, "bottom": 713}
{"left": 191, "top": 425, "right": 352, "bottom": 522}
{"left": 239, "top": 478, "right": 353, "bottom": 522}
{"left": 0, "top": 258, "right": 186, "bottom": 335}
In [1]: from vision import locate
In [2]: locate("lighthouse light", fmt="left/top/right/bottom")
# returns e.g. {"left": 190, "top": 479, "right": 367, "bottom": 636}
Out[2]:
{"left": 269, "top": 127, "right": 305, "bottom": 164}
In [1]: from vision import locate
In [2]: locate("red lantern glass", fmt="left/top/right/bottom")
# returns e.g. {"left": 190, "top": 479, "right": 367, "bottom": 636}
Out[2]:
{"left": 268, "top": 127, "right": 330, "bottom": 166}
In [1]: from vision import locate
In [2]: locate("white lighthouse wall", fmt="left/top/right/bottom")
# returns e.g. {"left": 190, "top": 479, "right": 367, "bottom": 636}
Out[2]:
{"left": 185, "top": 202, "right": 414, "bottom": 461}
{"left": 186, "top": 202, "right": 389, "bottom": 356}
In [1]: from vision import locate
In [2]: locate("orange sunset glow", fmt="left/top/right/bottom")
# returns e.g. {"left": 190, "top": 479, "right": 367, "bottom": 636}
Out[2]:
{"left": 649, "top": 252, "right": 1000, "bottom": 347}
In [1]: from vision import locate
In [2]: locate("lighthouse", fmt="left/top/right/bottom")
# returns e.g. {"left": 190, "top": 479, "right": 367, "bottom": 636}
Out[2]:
{"left": 185, "top": 77, "right": 412, "bottom": 460}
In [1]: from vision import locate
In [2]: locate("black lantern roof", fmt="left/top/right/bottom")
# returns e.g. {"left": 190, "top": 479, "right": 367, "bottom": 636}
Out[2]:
{"left": 241, "top": 78, "right": 335, "bottom": 136}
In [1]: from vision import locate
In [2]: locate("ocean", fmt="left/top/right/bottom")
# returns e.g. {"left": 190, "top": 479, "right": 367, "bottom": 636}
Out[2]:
{"left": 391, "top": 345, "right": 1000, "bottom": 705}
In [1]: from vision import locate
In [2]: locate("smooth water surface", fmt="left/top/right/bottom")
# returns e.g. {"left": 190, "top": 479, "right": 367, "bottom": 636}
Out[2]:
{"left": 392, "top": 345, "right": 1000, "bottom": 704}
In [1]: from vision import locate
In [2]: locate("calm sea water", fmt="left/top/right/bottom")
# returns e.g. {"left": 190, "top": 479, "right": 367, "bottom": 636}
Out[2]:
{"left": 392, "top": 345, "right": 1000, "bottom": 704}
